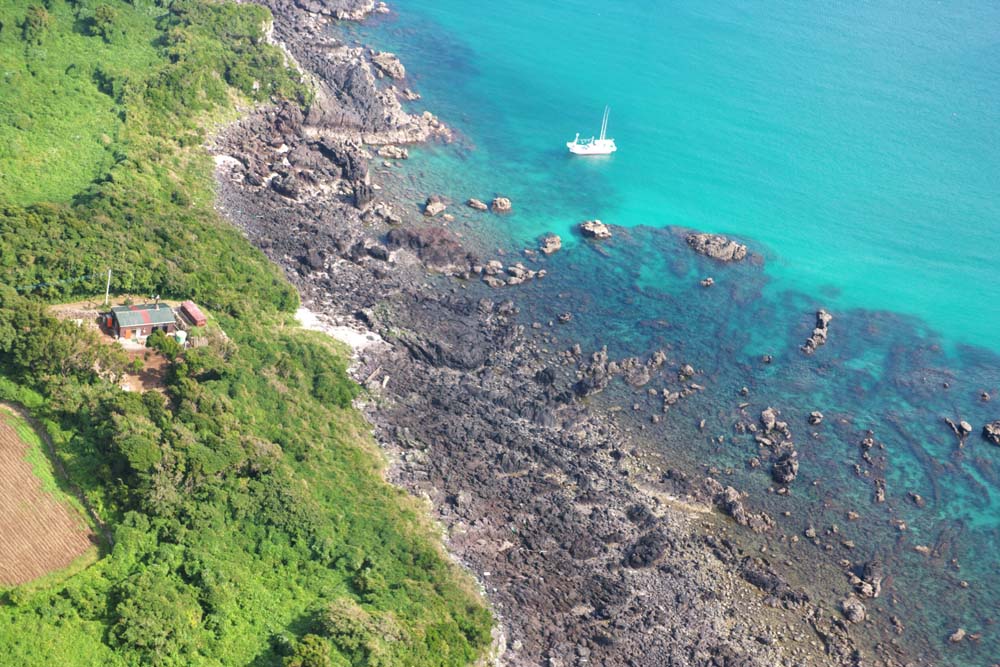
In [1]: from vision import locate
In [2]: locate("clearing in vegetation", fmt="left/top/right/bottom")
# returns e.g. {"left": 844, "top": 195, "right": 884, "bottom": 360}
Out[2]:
{"left": 0, "top": 406, "right": 95, "bottom": 586}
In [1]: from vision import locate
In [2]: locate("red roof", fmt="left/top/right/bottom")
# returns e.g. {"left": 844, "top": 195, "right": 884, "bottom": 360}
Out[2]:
{"left": 181, "top": 301, "right": 207, "bottom": 325}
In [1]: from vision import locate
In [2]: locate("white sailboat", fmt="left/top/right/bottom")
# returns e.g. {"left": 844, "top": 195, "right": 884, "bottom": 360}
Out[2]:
{"left": 567, "top": 106, "right": 617, "bottom": 155}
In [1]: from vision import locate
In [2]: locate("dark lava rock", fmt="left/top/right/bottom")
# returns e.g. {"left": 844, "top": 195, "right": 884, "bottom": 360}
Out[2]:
{"left": 623, "top": 531, "right": 668, "bottom": 568}
{"left": 271, "top": 173, "right": 301, "bottom": 199}
{"left": 771, "top": 451, "right": 799, "bottom": 485}
{"left": 366, "top": 244, "right": 389, "bottom": 261}
{"left": 301, "top": 249, "right": 324, "bottom": 271}
{"left": 535, "top": 367, "right": 557, "bottom": 385}
{"left": 857, "top": 559, "right": 884, "bottom": 598}
{"left": 385, "top": 227, "right": 476, "bottom": 272}
{"left": 354, "top": 182, "right": 375, "bottom": 209}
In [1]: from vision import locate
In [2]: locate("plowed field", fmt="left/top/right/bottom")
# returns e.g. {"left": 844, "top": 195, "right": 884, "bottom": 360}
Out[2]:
{"left": 0, "top": 412, "right": 94, "bottom": 586}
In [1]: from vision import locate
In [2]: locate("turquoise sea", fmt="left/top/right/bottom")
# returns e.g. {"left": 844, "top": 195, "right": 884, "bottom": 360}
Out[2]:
{"left": 351, "top": 2, "right": 1000, "bottom": 664}
{"left": 363, "top": 0, "right": 1000, "bottom": 352}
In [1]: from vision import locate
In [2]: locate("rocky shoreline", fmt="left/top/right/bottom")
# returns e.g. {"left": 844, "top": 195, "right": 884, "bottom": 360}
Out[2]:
{"left": 211, "top": 2, "right": 914, "bottom": 665}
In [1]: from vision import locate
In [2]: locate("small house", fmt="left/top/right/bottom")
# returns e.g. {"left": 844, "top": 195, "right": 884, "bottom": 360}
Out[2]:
{"left": 108, "top": 304, "right": 177, "bottom": 339}
{"left": 180, "top": 300, "right": 207, "bottom": 327}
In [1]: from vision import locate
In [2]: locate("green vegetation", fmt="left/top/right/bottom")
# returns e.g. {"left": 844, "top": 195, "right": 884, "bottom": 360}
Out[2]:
{"left": 0, "top": 1, "right": 492, "bottom": 665}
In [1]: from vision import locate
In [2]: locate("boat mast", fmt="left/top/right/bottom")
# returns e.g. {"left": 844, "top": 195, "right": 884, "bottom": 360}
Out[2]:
{"left": 600, "top": 106, "right": 609, "bottom": 141}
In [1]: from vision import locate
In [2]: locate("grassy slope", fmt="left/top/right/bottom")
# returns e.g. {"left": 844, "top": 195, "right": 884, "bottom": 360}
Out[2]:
{"left": 0, "top": 2, "right": 491, "bottom": 666}
{"left": 0, "top": 0, "right": 160, "bottom": 203}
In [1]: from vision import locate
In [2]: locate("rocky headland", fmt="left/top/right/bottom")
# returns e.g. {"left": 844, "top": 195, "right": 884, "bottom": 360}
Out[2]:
{"left": 210, "top": 1, "right": 918, "bottom": 665}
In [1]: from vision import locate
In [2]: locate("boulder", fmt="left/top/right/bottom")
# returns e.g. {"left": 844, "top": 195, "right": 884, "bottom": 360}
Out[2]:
{"left": 771, "top": 451, "right": 799, "bottom": 485}
{"left": 301, "top": 249, "right": 324, "bottom": 271}
{"left": 760, "top": 407, "right": 779, "bottom": 432}
{"left": 483, "top": 260, "right": 504, "bottom": 276}
{"left": 353, "top": 182, "right": 375, "bottom": 209}
{"left": 377, "top": 145, "right": 408, "bottom": 160}
{"left": 539, "top": 233, "right": 562, "bottom": 255}
{"left": 685, "top": 233, "right": 747, "bottom": 262}
{"left": 579, "top": 220, "right": 612, "bottom": 239}
{"left": 841, "top": 597, "right": 866, "bottom": 624}
{"left": 372, "top": 51, "right": 406, "bottom": 80}
{"left": 700, "top": 277, "right": 714, "bottom": 287}
{"left": 801, "top": 309, "right": 833, "bottom": 355}
{"left": 808, "top": 411, "right": 824, "bottom": 425}
{"left": 467, "top": 198, "right": 488, "bottom": 211}
{"left": 423, "top": 196, "right": 447, "bottom": 217}
{"left": 983, "top": 420, "right": 1000, "bottom": 445}
{"left": 859, "top": 559, "right": 884, "bottom": 598}
{"left": 491, "top": 196, "right": 512, "bottom": 213}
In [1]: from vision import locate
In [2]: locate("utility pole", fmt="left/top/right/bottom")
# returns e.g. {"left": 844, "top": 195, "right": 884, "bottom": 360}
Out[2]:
{"left": 104, "top": 269, "right": 111, "bottom": 306}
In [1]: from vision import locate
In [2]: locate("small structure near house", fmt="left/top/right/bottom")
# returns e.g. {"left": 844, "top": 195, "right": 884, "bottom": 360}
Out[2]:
{"left": 108, "top": 303, "right": 177, "bottom": 339}
{"left": 180, "top": 300, "right": 207, "bottom": 327}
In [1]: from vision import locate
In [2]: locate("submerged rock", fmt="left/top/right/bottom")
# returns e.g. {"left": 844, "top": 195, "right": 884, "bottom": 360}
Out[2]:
{"left": 685, "top": 233, "right": 747, "bottom": 262}
{"left": 579, "top": 220, "right": 612, "bottom": 239}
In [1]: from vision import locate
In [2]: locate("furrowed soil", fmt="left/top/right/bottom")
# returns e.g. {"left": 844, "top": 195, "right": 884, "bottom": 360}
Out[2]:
{"left": 0, "top": 409, "right": 95, "bottom": 586}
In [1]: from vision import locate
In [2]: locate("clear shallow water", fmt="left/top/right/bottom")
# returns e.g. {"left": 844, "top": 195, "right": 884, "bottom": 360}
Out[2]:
{"left": 357, "top": 0, "right": 1000, "bottom": 352}
{"left": 348, "top": 2, "right": 1000, "bottom": 664}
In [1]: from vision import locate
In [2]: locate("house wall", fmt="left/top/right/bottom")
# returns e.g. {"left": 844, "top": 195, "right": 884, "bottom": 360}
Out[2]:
{"left": 118, "top": 323, "right": 176, "bottom": 338}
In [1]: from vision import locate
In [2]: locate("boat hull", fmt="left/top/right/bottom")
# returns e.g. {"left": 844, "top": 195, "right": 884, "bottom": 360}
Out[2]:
{"left": 567, "top": 139, "right": 617, "bottom": 156}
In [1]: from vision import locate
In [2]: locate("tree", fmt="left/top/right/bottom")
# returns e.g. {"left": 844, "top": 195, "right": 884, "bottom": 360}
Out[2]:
{"left": 147, "top": 328, "right": 181, "bottom": 360}
{"left": 93, "top": 4, "right": 119, "bottom": 43}
{"left": 111, "top": 571, "right": 205, "bottom": 664}
{"left": 21, "top": 5, "right": 52, "bottom": 44}
{"left": 283, "top": 634, "right": 339, "bottom": 667}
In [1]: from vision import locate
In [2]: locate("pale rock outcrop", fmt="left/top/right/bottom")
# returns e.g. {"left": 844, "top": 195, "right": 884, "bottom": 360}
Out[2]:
{"left": 372, "top": 51, "right": 406, "bottom": 79}
{"left": 539, "top": 233, "right": 562, "bottom": 255}
{"left": 579, "top": 220, "right": 612, "bottom": 239}
{"left": 423, "top": 195, "right": 446, "bottom": 217}
{"left": 491, "top": 196, "right": 512, "bottom": 213}
{"left": 378, "top": 145, "right": 408, "bottom": 160}
{"left": 685, "top": 233, "right": 747, "bottom": 262}
{"left": 801, "top": 309, "right": 833, "bottom": 354}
